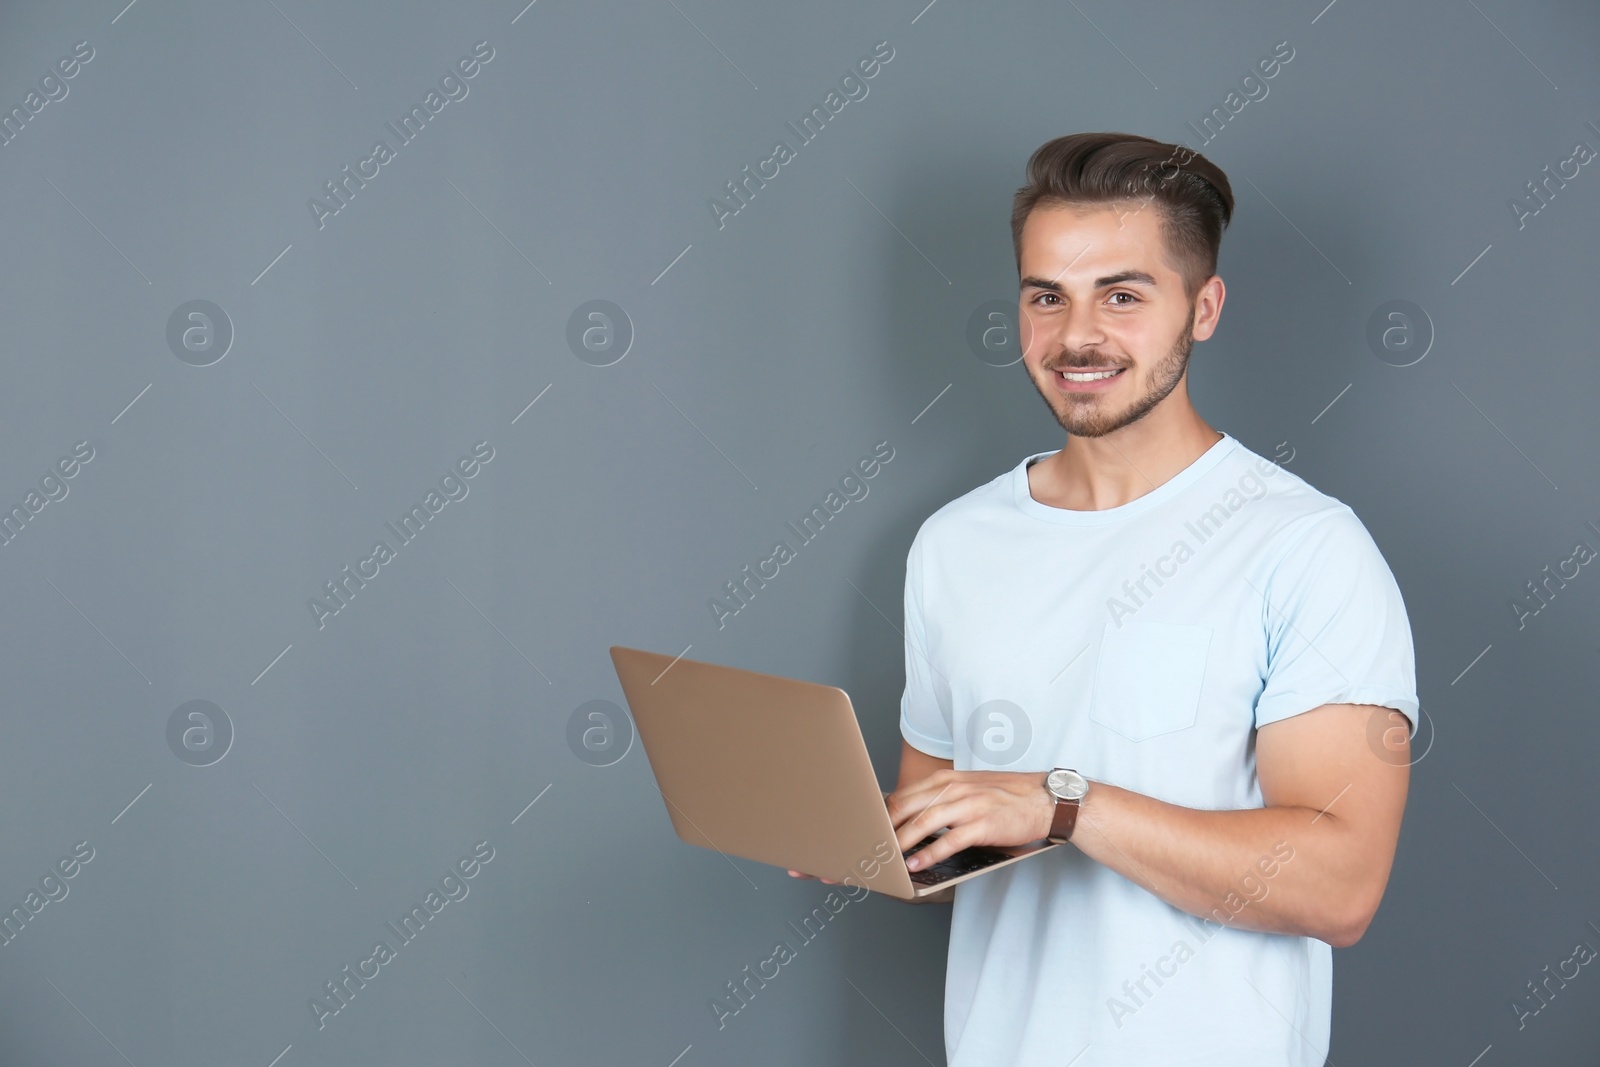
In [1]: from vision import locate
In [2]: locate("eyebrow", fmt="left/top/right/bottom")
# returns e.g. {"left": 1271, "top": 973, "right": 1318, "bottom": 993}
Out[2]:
{"left": 1020, "top": 270, "right": 1159, "bottom": 293}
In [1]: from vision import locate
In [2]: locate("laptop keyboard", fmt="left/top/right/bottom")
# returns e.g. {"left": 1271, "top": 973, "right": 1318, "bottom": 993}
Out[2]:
{"left": 904, "top": 836, "right": 1013, "bottom": 886}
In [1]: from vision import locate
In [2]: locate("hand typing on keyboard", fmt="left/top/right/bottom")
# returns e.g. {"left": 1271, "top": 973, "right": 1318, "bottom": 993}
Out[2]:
{"left": 885, "top": 768, "right": 1058, "bottom": 873}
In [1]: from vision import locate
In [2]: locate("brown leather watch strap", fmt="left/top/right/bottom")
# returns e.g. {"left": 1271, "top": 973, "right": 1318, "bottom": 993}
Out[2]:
{"left": 1048, "top": 794, "right": 1080, "bottom": 844}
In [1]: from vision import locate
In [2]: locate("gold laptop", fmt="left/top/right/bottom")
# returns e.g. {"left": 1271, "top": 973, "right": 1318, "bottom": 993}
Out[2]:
{"left": 609, "top": 646, "right": 1062, "bottom": 900}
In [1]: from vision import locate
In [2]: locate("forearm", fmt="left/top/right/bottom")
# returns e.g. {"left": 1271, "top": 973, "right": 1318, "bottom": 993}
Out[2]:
{"left": 1071, "top": 781, "right": 1383, "bottom": 945}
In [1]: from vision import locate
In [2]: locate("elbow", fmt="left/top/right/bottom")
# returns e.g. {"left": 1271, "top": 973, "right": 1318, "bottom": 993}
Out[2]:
{"left": 1323, "top": 916, "right": 1369, "bottom": 949}
{"left": 1319, "top": 892, "right": 1383, "bottom": 948}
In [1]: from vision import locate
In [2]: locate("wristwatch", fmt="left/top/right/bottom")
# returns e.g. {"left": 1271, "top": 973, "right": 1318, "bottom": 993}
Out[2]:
{"left": 1044, "top": 767, "right": 1090, "bottom": 844}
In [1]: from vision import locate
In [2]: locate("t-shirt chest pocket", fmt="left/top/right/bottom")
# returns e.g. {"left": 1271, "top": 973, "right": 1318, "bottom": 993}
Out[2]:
{"left": 1088, "top": 621, "right": 1213, "bottom": 741}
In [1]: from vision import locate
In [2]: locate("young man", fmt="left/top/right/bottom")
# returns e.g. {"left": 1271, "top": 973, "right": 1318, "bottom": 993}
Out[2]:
{"left": 883, "top": 133, "right": 1418, "bottom": 1064}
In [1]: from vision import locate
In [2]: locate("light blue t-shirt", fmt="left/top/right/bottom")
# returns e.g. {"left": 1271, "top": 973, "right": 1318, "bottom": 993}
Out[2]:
{"left": 898, "top": 432, "right": 1419, "bottom": 1067}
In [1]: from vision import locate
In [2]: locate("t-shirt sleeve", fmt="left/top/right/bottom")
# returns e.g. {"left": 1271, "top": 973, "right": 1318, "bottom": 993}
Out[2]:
{"left": 899, "top": 528, "right": 955, "bottom": 759}
{"left": 1254, "top": 507, "right": 1420, "bottom": 730}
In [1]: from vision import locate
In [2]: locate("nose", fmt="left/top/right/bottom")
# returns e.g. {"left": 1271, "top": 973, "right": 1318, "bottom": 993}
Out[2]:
{"left": 1024, "top": 295, "right": 1107, "bottom": 365}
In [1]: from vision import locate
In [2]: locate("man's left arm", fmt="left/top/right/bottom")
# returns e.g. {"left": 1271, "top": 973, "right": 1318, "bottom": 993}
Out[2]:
{"left": 1063, "top": 701, "right": 1408, "bottom": 946}
{"left": 887, "top": 701, "right": 1410, "bottom": 946}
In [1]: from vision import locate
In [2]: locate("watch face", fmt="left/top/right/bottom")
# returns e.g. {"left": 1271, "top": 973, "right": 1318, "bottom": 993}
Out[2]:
{"left": 1048, "top": 768, "right": 1088, "bottom": 801}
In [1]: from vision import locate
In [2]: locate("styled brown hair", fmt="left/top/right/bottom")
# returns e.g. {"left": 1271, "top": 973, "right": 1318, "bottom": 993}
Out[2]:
{"left": 1010, "top": 132, "right": 1235, "bottom": 301}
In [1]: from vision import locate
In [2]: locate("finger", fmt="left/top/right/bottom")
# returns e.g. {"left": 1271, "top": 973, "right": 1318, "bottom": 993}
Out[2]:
{"left": 885, "top": 770, "right": 955, "bottom": 822}
{"left": 906, "top": 824, "right": 982, "bottom": 870}
{"left": 894, "top": 796, "right": 949, "bottom": 855}
{"left": 894, "top": 787, "right": 971, "bottom": 854}
{"left": 889, "top": 774, "right": 965, "bottom": 830}
{"left": 902, "top": 800, "right": 986, "bottom": 869}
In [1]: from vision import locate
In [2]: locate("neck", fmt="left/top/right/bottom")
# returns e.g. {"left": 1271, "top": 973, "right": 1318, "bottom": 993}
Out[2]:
{"left": 1031, "top": 404, "right": 1222, "bottom": 512}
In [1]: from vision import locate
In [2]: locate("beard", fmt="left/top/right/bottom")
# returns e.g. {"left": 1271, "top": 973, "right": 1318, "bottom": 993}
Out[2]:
{"left": 1029, "top": 315, "right": 1195, "bottom": 439}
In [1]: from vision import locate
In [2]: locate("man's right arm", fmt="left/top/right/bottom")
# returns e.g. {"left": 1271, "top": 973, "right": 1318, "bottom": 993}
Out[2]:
{"left": 897, "top": 737, "right": 953, "bottom": 789}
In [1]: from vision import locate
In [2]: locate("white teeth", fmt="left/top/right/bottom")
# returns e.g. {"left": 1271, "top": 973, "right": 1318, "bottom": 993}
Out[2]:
{"left": 1061, "top": 369, "right": 1120, "bottom": 381}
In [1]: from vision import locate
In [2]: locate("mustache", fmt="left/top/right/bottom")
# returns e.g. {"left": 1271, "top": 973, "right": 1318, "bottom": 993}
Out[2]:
{"left": 1042, "top": 354, "right": 1128, "bottom": 372}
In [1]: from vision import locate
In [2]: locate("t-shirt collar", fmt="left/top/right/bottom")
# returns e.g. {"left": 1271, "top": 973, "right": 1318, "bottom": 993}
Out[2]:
{"left": 1011, "top": 433, "right": 1238, "bottom": 526}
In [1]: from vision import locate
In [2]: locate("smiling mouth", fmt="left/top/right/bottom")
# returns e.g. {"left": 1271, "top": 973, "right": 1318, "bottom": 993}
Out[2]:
{"left": 1057, "top": 367, "right": 1123, "bottom": 382}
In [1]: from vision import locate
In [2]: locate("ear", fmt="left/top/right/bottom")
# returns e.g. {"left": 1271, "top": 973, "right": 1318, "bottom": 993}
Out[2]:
{"left": 1190, "top": 275, "right": 1226, "bottom": 342}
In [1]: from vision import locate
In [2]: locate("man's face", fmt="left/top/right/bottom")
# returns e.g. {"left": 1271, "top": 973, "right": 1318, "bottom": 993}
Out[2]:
{"left": 1017, "top": 201, "right": 1206, "bottom": 438}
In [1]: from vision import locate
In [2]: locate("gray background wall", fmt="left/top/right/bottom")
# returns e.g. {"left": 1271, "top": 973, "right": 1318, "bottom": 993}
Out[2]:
{"left": 0, "top": 0, "right": 1596, "bottom": 1064}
